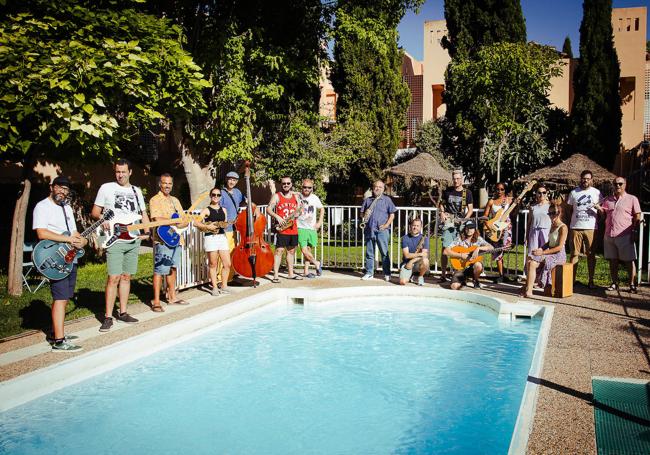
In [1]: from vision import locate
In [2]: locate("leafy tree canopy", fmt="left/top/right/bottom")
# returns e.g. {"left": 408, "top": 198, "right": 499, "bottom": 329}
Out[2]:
{"left": 0, "top": 0, "right": 209, "bottom": 159}
{"left": 443, "top": 42, "right": 563, "bottom": 182}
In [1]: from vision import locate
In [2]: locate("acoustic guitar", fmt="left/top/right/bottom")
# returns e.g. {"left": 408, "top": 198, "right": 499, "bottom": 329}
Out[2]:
{"left": 483, "top": 180, "right": 536, "bottom": 243}
{"left": 449, "top": 245, "right": 512, "bottom": 270}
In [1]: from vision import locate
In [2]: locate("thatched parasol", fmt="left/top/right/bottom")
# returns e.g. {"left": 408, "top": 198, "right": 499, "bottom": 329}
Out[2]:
{"left": 388, "top": 153, "right": 451, "bottom": 186}
{"left": 516, "top": 153, "right": 617, "bottom": 188}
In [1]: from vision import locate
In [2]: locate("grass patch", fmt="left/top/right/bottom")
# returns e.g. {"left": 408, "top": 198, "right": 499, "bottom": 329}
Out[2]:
{"left": 0, "top": 255, "right": 153, "bottom": 340}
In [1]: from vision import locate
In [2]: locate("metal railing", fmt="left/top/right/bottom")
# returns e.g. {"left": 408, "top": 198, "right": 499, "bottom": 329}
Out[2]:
{"left": 177, "top": 206, "right": 650, "bottom": 289}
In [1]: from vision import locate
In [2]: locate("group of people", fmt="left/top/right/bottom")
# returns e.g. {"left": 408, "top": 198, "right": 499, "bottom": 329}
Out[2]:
{"left": 32, "top": 160, "right": 643, "bottom": 353}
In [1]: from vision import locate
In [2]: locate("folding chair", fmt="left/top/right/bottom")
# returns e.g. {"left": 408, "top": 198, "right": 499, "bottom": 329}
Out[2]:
{"left": 22, "top": 242, "right": 49, "bottom": 293}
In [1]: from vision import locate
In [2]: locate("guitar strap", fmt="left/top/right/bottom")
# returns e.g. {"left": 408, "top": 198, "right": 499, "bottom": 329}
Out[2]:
{"left": 131, "top": 186, "right": 143, "bottom": 214}
{"left": 223, "top": 189, "right": 238, "bottom": 212}
{"left": 461, "top": 189, "right": 467, "bottom": 215}
{"left": 60, "top": 205, "right": 71, "bottom": 232}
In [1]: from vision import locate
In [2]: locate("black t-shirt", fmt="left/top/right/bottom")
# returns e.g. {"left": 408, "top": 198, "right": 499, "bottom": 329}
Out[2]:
{"left": 442, "top": 188, "right": 473, "bottom": 216}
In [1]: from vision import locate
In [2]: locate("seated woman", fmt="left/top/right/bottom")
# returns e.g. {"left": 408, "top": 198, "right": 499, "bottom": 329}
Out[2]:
{"left": 521, "top": 202, "right": 568, "bottom": 298}
{"left": 443, "top": 220, "right": 493, "bottom": 290}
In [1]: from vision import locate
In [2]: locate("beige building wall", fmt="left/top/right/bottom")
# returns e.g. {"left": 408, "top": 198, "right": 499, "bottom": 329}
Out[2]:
{"left": 422, "top": 20, "right": 451, "bottom": 122}
{"left": 612, "top": 7, "right": 647, "bottom": 149}
{"left": 548, "top": 58, "right": 576, "bottom": 113}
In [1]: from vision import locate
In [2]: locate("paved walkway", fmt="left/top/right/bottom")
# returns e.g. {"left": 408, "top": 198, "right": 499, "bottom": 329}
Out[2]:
{"left": 0, "top": 271, "right": 648, "bottom": 454}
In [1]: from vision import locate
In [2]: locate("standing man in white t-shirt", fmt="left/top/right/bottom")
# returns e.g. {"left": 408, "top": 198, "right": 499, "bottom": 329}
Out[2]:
{"left": 33, "top": 176, "right": 87, "bottom": 352}
{"left": 297, "top": 179, "right": 324, "bottom": 278}
{"left": 566, "top": 169, "right": 604, "bottom": 288}
{"left": 91, "top": 159, "right": 149, "bottom": 332}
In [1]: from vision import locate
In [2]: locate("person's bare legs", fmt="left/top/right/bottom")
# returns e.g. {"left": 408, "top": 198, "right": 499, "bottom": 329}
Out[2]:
{"left": 626, "top": 260, "right": 636, "bottom": 288}
{"left": 118, "top": 274, "right": 131, "bottom": 314}
{"left": 207, "top": 252, "right": 219, "bottom": 290}
{"left": 301, "top": 245, "right": 319, "bottom": 276}
{"left": 52, "top": 299, "right": 67, "bottom": 340}
{"left": 473, "top": 262, "right": 483, "bottom": 281}
{"left": 105, "top": 275, "right": 120, "bottom": 317}
{"left": 273, "top": 247, "right": 285, "bottom": 280}
{"left": 152, "top": 274, "right": 163, "bottom": 306}
{"left": 166, "top": 268, "right": 177, "bottom": 303}
{"left": 286, "top": 247, "right": 296, "bottom": 277}
{"left": 218, "top": 250, "right": 231, "bottom": 290}
{"left": 524, "top": 261, "right": 540, "bottom": 296}
{"left": 608, "top": 258, "right": 619, "bottom": 286}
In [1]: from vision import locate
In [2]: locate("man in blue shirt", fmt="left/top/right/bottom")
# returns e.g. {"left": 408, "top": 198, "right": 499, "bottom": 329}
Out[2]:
{"left": 399, "top": 218, "right": 430, "bottom": 286}
{"left": 220, "top": 171, "right": 245, "bottom": 282}
{"left": 360, "top": 180, "right": 396, "bottom": 281}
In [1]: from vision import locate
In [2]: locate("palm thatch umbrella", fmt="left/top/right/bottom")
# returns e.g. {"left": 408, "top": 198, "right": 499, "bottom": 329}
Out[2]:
{"left": 388, "top": 152, "right": 452, "bottom": 186}
{"left": 516, "top": 153, "right": 617, "bottom": 188}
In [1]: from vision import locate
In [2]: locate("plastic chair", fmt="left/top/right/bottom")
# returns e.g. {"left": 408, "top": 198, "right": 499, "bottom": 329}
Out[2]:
{"left": 22, "top": 242, "right": 49, "bottom": 293}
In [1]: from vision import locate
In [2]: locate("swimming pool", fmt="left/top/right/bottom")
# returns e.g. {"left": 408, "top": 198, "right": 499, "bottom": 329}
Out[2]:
{"left": 0, "top": 288, "right": 550, "bottom": 455}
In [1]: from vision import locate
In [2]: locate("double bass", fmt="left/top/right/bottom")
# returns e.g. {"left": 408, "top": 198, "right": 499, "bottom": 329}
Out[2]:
{"left": 231, "top": 161, "right": 274, "bottom": 285}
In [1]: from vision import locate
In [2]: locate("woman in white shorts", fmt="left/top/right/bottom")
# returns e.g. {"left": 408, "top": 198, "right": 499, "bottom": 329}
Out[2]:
{"left": 195, "top": 188, "right": 231, "bottom": 296}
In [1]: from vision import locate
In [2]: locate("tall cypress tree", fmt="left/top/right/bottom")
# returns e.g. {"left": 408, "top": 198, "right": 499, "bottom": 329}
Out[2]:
{"left": 571, "top": 0, "right": 621, "bottom": 169}
{"left": 562, "top": 36, "right": 573, "bottom": 57}
{"left": 442, "top": 0, "right": 526, "bottom": 59}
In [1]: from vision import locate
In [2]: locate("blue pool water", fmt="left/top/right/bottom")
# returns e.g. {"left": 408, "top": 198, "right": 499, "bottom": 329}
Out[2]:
{"left": 0, "top": 297, "right": 541, "bottom": 455}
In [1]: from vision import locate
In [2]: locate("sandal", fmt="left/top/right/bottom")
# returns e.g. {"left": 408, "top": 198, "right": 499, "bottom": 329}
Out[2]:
{"left": 305, "top": 273, "right": 316, "bottom": 279}
{"left": 151, "top": 302, "right": 165, "bottom": 312}
{"left": 316, "top": 263, "right": 323, "bottom": 276}
{"left": 169, "top": 299, "right": 189, "bottom": 305}
{"left": 288, "top": 275, "right": 303, "bottom": 280}
{"left": 629, "top": 284, "right": 638, "bottom": 294}
{"left": 606, "top": 283, "right": 619, "bottom": 291}
{"left": 271, "top": 278, "right": 281, "bottom": 284}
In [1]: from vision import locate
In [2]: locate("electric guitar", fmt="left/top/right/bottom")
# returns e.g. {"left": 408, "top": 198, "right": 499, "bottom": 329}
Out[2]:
{"left": 449, "top": 244, "right": 512, "bottom": 270}
{"left": 98, "top": 213, "right": 189, "bottom": 249}
{"left": 156, "top": 212, "right": 204, "bottom": 247}
{"left": 483, "top": 180, "right": 537, "bottom": 243}
{"left": 32, "top": 209, "right": 115, "bottom": 280}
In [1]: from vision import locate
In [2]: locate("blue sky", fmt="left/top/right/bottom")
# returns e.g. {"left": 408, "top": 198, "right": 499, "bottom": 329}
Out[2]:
{"left": 398, "top": 0, "right": 649, "bottom": 60}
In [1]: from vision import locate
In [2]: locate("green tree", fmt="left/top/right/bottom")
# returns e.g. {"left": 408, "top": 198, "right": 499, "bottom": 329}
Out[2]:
{"left": 414, "top": 120, "right": 450, "bottom": 168}
{"left": 0, "top": 0, "right": 209, "bottom": 295}
{"left": 443, "top": 42, "right": 563, "bottom": 183}
{"left": 571, "top": 0, "right": 621, "bottom": 169}
{"left": 442, "top": 0, "right": 526, "bottom": 59}
{"left": 562, "top": 36, "right": 573, "bottom": 57}
{"left": 331, "top": 0, "right": 423, "bottom": 183}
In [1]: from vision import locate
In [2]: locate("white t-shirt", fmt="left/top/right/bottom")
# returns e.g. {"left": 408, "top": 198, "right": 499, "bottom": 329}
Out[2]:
{"left": 297, "top": 193, "right": 323, "bottom": 230}
{"left": 32, "top": 197, "right": 77, "bottom": 235}
{"left": 94, "top": 182, "right": 145, "bottom": 218}
{"left": 567, "top": 186, "right": 602, "bottom": 229}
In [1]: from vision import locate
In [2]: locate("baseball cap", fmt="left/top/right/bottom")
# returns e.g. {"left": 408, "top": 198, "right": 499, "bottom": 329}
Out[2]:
{"left": 463, "top": 220, "right": 476, "bottom": 230}
{"left": 226, "top": 171, "right": 239, "bottom": 179}
{"left": 52, "top": 176, "right": 71, "bottom": 188}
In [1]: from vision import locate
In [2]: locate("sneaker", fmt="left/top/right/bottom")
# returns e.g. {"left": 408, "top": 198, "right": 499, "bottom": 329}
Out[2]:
{"left": 211, "top": 288, "right": 220, "bottom": 297}
{"left": 51, "top": 340, "right": 83, "bottom": 353}
{"left": 116, "top": 312, "right": 138, "bottom": 324}
{"left": 437, "top": 275, "right": 448, "bottom": 283}
{"left": 46, "top": 333, "right": 79, "bottom": 345}
{"left": 220, "top": 288, "right": 231, "bottom": 295}
{"left": 361, "top": 274, "right": 373, "bottom": 281}
{"left": 99, "top": 317, "right": 113, "bottom": 332}
{"left": 473, "top": 280, "right": 482, "bottom": 289}
{"left": 384, "top": 275, "right": 391, "bottom": 282}
{"left": 417, "top": 276, "right": 425, "bottom": 286}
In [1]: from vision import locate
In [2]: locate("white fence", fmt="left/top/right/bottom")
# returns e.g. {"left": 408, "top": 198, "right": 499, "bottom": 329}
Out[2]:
{"left": 177, "top": 206, "right": 650, "bottom": 289}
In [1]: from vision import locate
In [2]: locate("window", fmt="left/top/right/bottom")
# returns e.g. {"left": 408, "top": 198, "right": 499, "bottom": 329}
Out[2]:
{"left": 635, "top": 18, "right": 639, "bottom": 31}
{"left": 626, "top": 18, "right": 631, "bottom": 32}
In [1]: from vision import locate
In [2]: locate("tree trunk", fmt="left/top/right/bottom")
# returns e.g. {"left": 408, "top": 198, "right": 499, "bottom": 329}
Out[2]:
{"left": 8, "top": 177, "right": 32, "bottom": 296}
{"left": 172, "top": 123, "right": 215, "bottom": 206}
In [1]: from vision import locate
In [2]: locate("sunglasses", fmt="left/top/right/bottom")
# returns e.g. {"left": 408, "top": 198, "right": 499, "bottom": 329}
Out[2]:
{"left": 281, "top": 182, "right": 292, "bottom": 186}
{"left": 536, "top": 191, "right": 547, "bottom": 195}
{"left": 614, "top": 182, "right": 625, "bottom": 186}
{"left": 211, "top": 193, "right": 221, "bottom": 197}
{"left": 302, "top": 186, "right": 313, "bottom": 189}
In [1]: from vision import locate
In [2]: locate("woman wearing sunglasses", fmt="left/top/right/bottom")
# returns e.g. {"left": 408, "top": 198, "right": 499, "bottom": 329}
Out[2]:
{"left": 483, "top": 182, "right": 514, "bottom": 282}
{"left": 521, "top": 202, "right": 568, "bottom": 298}
{"left": 195, "top": 188, "right": 231, "bottom": 296}
{"left": 526, "top": 184, "right": 551, "bottom": 261}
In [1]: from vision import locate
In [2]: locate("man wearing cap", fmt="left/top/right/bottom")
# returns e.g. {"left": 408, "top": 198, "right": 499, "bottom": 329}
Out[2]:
{"left": 33, "top": 176, "right": 87, "bottom": 352}
{"left": 443, "top": 220, "right": 491, "bottom": 290}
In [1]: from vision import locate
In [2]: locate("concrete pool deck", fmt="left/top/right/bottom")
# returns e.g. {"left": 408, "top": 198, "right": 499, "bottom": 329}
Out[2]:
{"left": 0, "top": 270, "right": 648, "bottom": 454}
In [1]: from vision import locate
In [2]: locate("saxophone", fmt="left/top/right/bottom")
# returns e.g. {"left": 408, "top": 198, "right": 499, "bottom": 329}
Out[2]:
{"left": 359, "top": 195, "right": 383, "bottom": 229}
{"left": 276, "top": 197, "right": 304, "bottom": 232}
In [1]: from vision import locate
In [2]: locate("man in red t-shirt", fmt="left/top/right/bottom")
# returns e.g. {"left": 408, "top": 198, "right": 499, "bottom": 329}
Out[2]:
{"left": 268, "top": 176, "right": 302, "bottom": 283}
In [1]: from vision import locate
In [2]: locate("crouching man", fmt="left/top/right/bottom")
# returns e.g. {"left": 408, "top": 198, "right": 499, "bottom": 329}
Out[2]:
{"left": 399, "top": 218, "right": 430, "bottom": 286}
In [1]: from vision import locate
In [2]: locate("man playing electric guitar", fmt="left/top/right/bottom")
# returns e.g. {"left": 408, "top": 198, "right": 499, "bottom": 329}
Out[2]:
{"left": 32, "top": 176, "right": 87, "bottom": 352}
{"left": 148, "top": 173, "right": 189, "bottom": 311}
{"left": 443, "top": 220, "right": 492, "bottom": 290}
{"left": 91, "top": 158, "right": 149, "bottom": 332}
{"left": 438, "top": 170, "right": 474, "bottom": 282}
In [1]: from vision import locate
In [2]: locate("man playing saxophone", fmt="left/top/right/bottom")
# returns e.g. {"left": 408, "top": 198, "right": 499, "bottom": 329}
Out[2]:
{"left": 360, "top": 180, "right": 396, "bottom": 281}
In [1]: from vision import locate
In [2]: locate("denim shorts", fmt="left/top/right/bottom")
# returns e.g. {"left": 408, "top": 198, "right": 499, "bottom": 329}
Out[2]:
{"left": 154, "top": 242, "right": 181, "bottom": 275}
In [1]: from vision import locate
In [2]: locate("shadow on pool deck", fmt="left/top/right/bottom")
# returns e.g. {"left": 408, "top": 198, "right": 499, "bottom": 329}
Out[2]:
{"left": 0, "top": 270, "right": 648, "bottom": 454}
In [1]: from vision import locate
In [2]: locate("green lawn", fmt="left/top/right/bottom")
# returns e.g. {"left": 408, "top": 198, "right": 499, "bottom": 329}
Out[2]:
{"left": 0, "top": 255, "right": 153, "bottom": 340}
{"left": 0, "top": 248, "right": 643, "bottom": 340}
